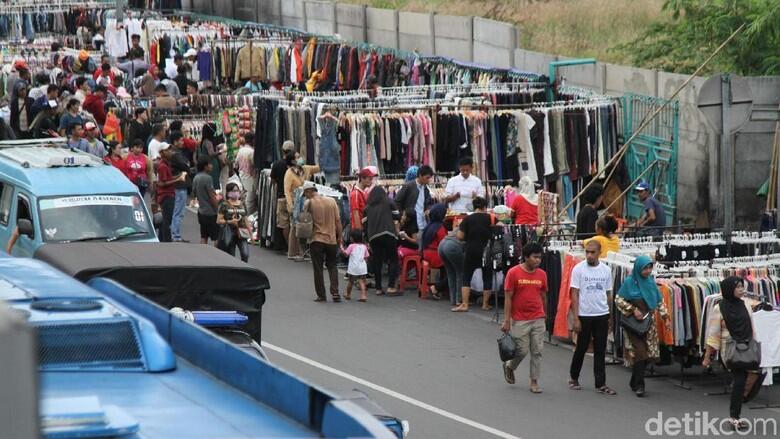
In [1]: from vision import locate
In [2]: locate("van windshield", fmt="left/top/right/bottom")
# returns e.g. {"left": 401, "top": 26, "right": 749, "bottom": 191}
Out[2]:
{"left": 38, "top": 194, "right": 155, "bottom": 243}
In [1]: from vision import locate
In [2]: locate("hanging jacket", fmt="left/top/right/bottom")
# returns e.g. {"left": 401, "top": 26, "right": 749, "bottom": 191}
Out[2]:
{"left": 234, "top": 43, "right": 266, "bottom": 84}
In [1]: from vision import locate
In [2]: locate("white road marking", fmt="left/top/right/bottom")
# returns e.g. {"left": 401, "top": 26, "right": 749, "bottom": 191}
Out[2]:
{"left": 261, "top": 341, "right": 522, "bottom": 439}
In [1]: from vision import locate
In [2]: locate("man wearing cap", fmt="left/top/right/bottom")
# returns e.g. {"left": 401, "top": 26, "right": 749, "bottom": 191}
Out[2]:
{"left": 350, "top": 166, "right": 377, "bottom": 231}
{"left": 156, "top": 143, "right": 187, "bottom": 242}
{"left": 83, "top": 122, "right": 107, "bottom": 157}
{"left": 303, "top": 181, "right": 343, "bottom": 302}
{"left": 30, "top": 99, "right": 60, "bottom": 139}
{"left": 284, "top": 151, "right": 321, "bottom": 260}
{"left": 271, "top": 141, "right": 295, "bottom": 248}
{"left": 633, "top": 181, "right": 666, "bottom": 236}
{"left": 31, "top": 85, "right": 59, "bottom": 120}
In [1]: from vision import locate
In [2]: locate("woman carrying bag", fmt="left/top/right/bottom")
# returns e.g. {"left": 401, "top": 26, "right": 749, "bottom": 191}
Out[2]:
{"left": 615, "top": 255, "right": 671, "bottom": 397}
{"left": 217, "top": 182, "right": 251, "bottom": 262}
{"left": 702, "top": 277, "right": 761, "bottom": 432}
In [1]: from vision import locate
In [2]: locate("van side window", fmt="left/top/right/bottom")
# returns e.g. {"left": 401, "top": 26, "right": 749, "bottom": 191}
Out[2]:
{"left": 0, "top": 183, "right": 12, "bottom": 225}
{"left": 16, "top": 196, "right": 33, "bottom": 238}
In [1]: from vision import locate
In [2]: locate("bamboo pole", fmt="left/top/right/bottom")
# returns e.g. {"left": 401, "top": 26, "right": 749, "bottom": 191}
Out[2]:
{"left": 557, "top": 23, "right": 747, "bottom": 219}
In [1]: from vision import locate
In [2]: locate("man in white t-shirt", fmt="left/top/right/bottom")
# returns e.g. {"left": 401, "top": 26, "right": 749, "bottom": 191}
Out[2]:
{"left": 147, "top": 124, "right": 169, "bottom": 162}
{"left": 444, "top": 156, "right": 485, "bottom": 214}
{"left": 568, "top": 240, "right": 616, "bottom": 395}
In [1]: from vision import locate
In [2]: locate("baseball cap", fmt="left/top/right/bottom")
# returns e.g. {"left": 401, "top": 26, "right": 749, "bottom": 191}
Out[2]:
{"left": 84, "top": 122, "right": 97, "bottom": 131}
{"left": 184, "top": 48, "right": 198, "bottom": 58}
{"left": 13, "top": 59, "right": 28, "bottom": 70}
{"left": 359, "top": 166, "right": 378, "bottom": 178}
{"left": 282, "top": 140, "right": 295, "bottom": 152}
{"left": 47, "top": 100, "right": 58, "bottom": 109}
{"left": 635, "top": 180, "right": 651, "bottom": 192}
{"left": 79, "top": 50, "right": 90, "bottom": 61}
{"left": 158, "top": 142, "right": 171, "bottom": 151}
{"left": 302, "top": 181, "right": 317, "bottom": 191}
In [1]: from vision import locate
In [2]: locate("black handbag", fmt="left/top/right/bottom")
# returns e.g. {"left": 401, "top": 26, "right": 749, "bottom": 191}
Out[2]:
{"left": 722, "top": 338, "right": 762, "bottom": 370}
{"left": 620, "top": 312, "right": 653, "bottom": 336}
{"left": 217, "top": 224, "right": 234, "bottom": 252}
{"left": 497, "top": 333, "right": 517, "bottom": 362}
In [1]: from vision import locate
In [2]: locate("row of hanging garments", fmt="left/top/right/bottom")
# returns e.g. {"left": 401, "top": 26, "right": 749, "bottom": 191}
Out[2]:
{"left": 0, "top": 6, "right": 108, "bottom": 41}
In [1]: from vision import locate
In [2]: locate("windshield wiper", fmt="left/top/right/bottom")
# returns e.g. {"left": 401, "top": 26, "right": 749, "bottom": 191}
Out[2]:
{"left": 107, "top": 230, "right": 150, "bottom": 242}
{"left": 65, "top": 236, "right": 112, "bottom": 243}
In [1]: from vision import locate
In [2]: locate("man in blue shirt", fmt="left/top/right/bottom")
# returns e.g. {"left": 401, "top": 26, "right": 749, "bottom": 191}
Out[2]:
{"left": 58, "top": 99, "right": 84, "bottom": 137}
{"left": 634, "top": 181, "right": 666, "bottom": 236}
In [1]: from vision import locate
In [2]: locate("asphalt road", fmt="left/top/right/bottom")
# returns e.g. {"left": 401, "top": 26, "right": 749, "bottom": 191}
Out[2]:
{"left": 180, "top": 211, "right": 780, "bottom": 439}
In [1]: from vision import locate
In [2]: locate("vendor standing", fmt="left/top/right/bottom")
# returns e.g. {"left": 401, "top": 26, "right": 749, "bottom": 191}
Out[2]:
{"left": 444, "top": 157, "right": 484, "bottom": 214}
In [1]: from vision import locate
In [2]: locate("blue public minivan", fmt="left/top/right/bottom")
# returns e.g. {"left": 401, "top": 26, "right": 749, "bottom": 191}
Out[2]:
{"left": 0, "top": 139, "right": 157, "bottom": 256}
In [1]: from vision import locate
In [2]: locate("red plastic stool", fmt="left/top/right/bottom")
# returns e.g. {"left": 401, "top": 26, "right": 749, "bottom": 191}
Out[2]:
{"left": 418, "top": 261, "right": 431, "bottom": 298}
{"left": 399, "top": 255, "right": 422, "bottom": 291}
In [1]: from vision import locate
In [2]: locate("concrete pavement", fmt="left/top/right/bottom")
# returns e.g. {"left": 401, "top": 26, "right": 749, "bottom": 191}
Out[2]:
{"left": 180, "top": 211, "right": 779, "bottom": 439}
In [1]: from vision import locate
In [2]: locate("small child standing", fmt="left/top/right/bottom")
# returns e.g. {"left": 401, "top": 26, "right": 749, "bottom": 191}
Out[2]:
{"left": 342, "top": 229, "right": 370, "bottom": 302}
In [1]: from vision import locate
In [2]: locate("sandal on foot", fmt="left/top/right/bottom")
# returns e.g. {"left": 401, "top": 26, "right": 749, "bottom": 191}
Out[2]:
{"left": 376, "top": 290, "right": 385, "bottom": 296}
{"left": 530, "top": 386, "right": 543, "bottom": 394}
{"left": 596, "top": 386, "right": 617, "bottom": 396}
{"left": 343, "top": 295, "right": 351, "bottom": 301}
{"left": 358, "top": 298, "right": 367, "bottom": 303}
{"left": 568, "top": 380, "right": 582, "bottom": 390}
{"left": 332, "top": 296, "right": 342, "bottom": 303}
{"left": 450, "top": 306, "right": 469, "bottom": 312}
{"left": 313, "top": 298, "right": 326, "bottom": 302}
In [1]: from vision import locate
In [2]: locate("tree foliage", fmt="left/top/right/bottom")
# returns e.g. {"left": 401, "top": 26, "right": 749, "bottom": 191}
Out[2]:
{"left": 615, "top": 0, "right": 780, "bottom": 75}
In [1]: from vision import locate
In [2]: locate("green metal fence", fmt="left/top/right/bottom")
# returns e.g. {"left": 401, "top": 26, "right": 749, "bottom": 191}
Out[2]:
{"left": 621, "top": 93, "right": 680, "bottom": 225}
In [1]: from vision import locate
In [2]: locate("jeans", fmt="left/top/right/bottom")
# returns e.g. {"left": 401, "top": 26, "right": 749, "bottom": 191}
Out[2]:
{"left": 226, "top": 234, "right": 249, "bottom": 262}
{"left": 506, "top": 318, "right": 545, "bottom": 381}
{"left": 439, "top": 238, "right": 465, "bottom": 305}
{"left": 370, "top": 234, "right": 399, "bottom": 292}
{"left": 569, "top": 314, "right": 610, "bottom": 388}
{"left": 730, "top": 368, "right": 748, "bottom": 419}
{"left": 159, "top": 196, "right": 174, "bottom": 242}
{"left": 310, "top": 241, "right": 339, "bottom": 300}
{"left": 171, "top": 188, "right": 188, "bottom": 241}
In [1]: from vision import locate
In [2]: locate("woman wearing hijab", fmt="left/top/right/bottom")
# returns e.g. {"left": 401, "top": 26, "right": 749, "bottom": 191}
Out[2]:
{"left": 363, "top": 186, "right": 400, "bottom": 296}
{"left": 404, "top": 165, "right": 419, "bottom": 183}
{"left": 702, "top": 277, "right": 758, "bottom": 431}
{"left": 140, "top": 64, "right": 161, "bottom": 97}
{"left": 10, "top": 81, "right": 33, "bottom": 139}
{"left": 421, "top": 203, "right": 447, "bottom": 300}
{"left": 615, "top": 255, "right": 671, "bottom": 397}
{"left": 511, "top": 176, "right": 539, "bottom": 225}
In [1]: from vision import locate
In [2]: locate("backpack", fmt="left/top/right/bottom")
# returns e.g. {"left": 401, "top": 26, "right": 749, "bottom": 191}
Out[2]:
{"left": 296, "top": 201, "right": 314, "bottom": 240}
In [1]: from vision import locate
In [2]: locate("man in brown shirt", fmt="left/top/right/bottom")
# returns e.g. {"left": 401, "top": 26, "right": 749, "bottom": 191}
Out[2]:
{"left": 303, "top": 182, "right": 343, "bottom": 302}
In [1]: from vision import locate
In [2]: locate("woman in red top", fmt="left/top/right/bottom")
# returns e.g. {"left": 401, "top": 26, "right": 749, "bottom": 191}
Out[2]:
{"left": 104, "top": 143, "right": 127, "bottom": 176}
{"left": 511, "top": 176, "right": 539, "bottom": 225}
{"left": 125, "top": 139, "right": 153, "bottom": 197}
{"left": 421, "top": 203, "right": 447, "bottom": 300}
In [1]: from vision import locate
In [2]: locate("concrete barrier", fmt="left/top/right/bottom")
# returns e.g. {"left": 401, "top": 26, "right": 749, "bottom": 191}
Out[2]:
{"left": 605, "top": 63, "right": 656, "bottom": 97}
{"left": 213, "top": 0, "right": 235, "bottom": 20}
{"left": 305, "top": 0, "right": 336, "bottom": 35}
{"left": 433, "top": 14, "right": 472, "bottom": 61}
{"left": 473, "top": 17, "right": 516, "bottom": 68}
{"left": 257, "top": 0, "right": 282, "bottom": 25}
{"left": 398, "top": 11, "right": 434, "bottom": 54}
{"left": 233, "top": 0, "right": 257, "bottom": 22}
{"left": 281, "top": 0, "right": 306, "bottom": 30}
{"left": 366, "top": 7, "right": 398, "bottom": 49}
{"left": 336, "top": 4, "right": 367, "bottom": 43}
{"left": 514, "top": 49, "right": 558, "bottom": 77}
{"left": 191, "top": 0, "right": 213, "bottom": 14}
{"left": 557, "top": 58, "right": 605, "bottom": 93}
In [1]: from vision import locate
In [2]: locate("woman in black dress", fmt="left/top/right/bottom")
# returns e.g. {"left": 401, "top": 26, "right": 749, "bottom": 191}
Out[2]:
{"left": 452, "top": 197, "right": 493, "bottom": 312}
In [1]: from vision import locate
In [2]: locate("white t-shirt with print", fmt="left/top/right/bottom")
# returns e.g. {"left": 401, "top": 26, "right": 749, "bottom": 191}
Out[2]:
{"left": 570, "top": 260, "right": 612, "bottom": 317}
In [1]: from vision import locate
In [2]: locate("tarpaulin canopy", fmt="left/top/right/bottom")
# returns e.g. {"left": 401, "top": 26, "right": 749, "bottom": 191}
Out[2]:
{"left": 35, "top": 242, "right": 269, "bottom": 341}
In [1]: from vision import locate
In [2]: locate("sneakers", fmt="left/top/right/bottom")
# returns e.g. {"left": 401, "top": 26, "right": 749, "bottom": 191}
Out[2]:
{"left": 502, "top": 362, "right": 515, "bottom": 385}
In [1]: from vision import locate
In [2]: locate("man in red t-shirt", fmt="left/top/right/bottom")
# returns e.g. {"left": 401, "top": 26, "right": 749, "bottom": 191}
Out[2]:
{"left": 501, "top": 242, "right": 547, "bottom": 394}
{"left": 156, "top": 143, "right": 185, "bottom": 242}
{"left": 349, "top": 166, "right": 377, "bottom": 231}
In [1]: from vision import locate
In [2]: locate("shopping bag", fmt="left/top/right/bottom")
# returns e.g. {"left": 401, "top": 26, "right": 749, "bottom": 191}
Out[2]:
{"left": 217, "top": 225, "right": 234, "bottom": 252}
{"left": 497, "top": 333, "right": 516, "bottom": 362}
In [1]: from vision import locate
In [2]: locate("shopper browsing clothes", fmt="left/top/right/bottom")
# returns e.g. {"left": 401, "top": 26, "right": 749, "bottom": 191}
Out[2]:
{"left": 501, "top": 242, "right": 548, "bottom": 394}
{"left": 568, "top": 240, "right": 617, "bottom": 396}
{"left": 702, "top": 277, "right": 760, "bottom": 431}
{"left": 217, "top": 182, "right": 251, "bottom": 262}
{"left": 303, "top": 182, "right": 342, "bottom": 303}
{"left": 615, "top": 255, "right": 671, "bottom": 397}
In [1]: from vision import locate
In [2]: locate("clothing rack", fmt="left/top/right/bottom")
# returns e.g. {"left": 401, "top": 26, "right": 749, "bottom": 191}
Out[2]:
{"left": 0, "top": 0, "right": 115, "bottom": 13}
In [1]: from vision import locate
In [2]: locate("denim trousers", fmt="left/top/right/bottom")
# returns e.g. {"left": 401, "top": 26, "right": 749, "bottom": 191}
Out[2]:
{"left": 171, "top": 188, "right": 188, "bottom": 240}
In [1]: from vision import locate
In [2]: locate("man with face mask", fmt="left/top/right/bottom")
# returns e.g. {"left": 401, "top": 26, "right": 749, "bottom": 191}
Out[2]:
{"left": 283, "top": 149, "right": 320, "bottom": 260}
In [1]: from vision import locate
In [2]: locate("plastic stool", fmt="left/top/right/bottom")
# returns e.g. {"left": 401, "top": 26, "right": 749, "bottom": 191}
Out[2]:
{"left": 399, "top": 255, "right": 422, "bottom": 291}
{"left": 418, "top": 261, "right": 431, "bottom": 298}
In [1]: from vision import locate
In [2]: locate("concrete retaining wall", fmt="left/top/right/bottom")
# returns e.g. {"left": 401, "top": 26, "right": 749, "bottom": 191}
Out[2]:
{"left": 473, "top": 17, "right": 516, "bottom": 68}
{"left": 281, "top": 0, "right": 305, "bottom": 30}
{"left": 366, "top": 7, "right": 398, "bottom": 49}
{"left": 336, "top": 4, "right": 367, "bottom": 43}
{"left": 433, "top": 14, "right": 472, "bottom": 61}
{"left": 191, "top": 0, "right": 213, "bottom": 14}
{"left": 213, "top": 0, "right": 234, "bottom": 20}
{"left": 398, "top": 11, "right": 434, "bottom": 55}
{"left": 233, "top": 0, "right": 257, "bottom": 22}
{"left": 305, "top": 0, "right": 336, "bottom": 35}
{"left": 257, "top": 0, "right": 282, "bottom": 25}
